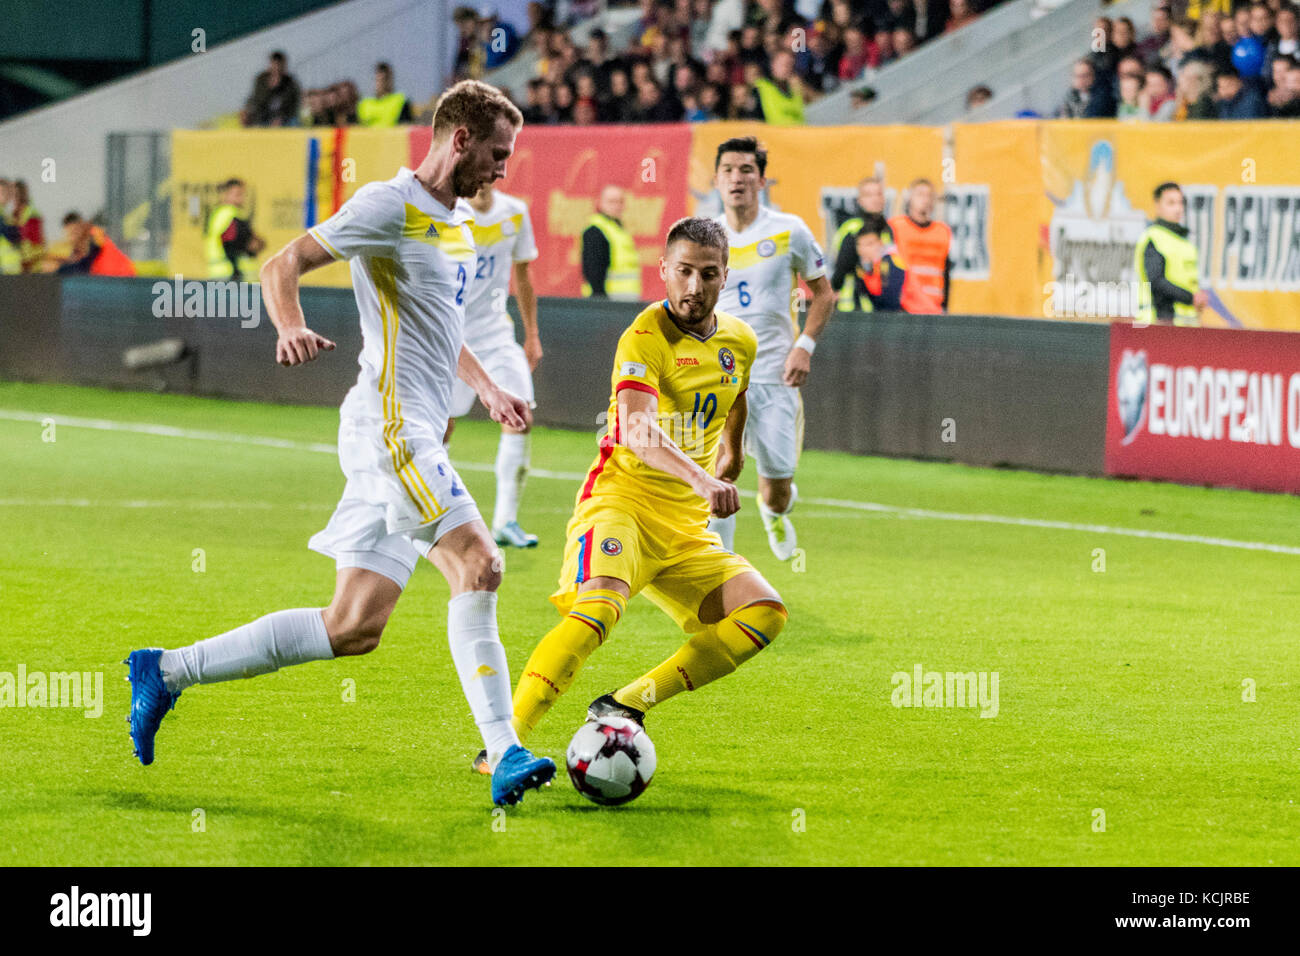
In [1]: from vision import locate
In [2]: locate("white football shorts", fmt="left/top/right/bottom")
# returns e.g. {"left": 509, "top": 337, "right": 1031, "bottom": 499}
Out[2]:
{"left": 309, "top": 415, "right": 482, "bottom": 588}
{"left": 743, "top": 383, "right": 804, "bottom": 480}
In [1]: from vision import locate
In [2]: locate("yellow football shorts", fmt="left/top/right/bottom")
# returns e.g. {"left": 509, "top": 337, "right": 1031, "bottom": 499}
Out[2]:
{"left": 551, "top": 493, "right": 756, "bottom": 633}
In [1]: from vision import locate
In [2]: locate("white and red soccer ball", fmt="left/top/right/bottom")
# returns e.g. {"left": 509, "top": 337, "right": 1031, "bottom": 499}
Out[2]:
{"left": 566, "top": 716, "right": 657, "bottom": 806}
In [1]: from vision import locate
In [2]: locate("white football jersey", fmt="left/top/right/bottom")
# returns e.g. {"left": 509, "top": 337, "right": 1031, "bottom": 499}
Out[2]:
{"left": 714, "top": 207, "right": 826, "bottom": 384}
{"left": 463, "top": 190, "right": 538, "bottom": 353}
{"left": 310, "top": 167, "right": 475, "bottom": 443}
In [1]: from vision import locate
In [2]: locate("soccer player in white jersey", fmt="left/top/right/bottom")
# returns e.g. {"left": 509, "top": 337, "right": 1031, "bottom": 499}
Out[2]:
{"left": 445, "top": 182, "right": 541, "bottom": 549}
{"left": 709, "top": 136, "right": 836, "bottom": 561}
{"left": 123, "top": 81, "right": 557, "bottom": 808}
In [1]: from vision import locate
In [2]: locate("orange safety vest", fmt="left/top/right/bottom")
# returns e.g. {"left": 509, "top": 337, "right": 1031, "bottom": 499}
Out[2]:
{"left": 888, "top": 216, "right": 950, "bottom": 312}
{"left": 88, "top": 227, "right": 136, "bottom": 276}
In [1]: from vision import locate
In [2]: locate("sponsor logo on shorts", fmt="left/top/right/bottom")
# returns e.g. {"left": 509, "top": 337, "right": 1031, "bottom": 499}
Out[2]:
{"left": 756, "top": 239, "right": 777, "bottom": 258}
{"left": 718, "top": 347, "right": 736, "bottom": 374}
{"left": 676, "top": 356, "right": 699, "bottom": 367}
{"left": 601, "top": 537, "right": 623, "bottom": 556}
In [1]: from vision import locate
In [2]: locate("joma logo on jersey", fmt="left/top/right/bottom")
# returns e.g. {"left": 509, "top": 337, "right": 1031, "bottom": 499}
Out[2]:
{"left": 676, "top": 357, "right": 699, "bottom": 367}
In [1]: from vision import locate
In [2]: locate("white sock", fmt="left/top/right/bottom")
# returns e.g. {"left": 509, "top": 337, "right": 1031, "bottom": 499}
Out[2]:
{"left": 159, "top": 608, "right": 334, "bottom": 693}
{"left": 492, "top": 432, "right": 530, "bottom": 530}
{"left": 447, "top": 590, "right": 520, "bottom": 768}
{"left": 759, "top": 486, "right": 797, "bottom": 521}
{"left": 709, "top": 513, "right": 737, "bottom": 551}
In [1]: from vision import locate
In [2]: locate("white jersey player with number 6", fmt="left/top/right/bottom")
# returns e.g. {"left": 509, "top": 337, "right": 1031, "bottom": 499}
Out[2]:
{"left": 122, "top": 81, "right": 556, "bottom": 809}
{"left": 709, "top": 136, "right": 836, "bottom": 561}
{"left": 445, "top": 184, "right": 542, "bottom": 549}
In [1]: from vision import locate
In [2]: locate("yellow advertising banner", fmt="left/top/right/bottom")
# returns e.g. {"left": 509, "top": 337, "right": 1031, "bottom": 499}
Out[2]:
{"left": 169, "top": 128, "right": 408, "bottom": 287}
{"left": 1036, "top": 120, "right": 1300, "bottom": 330}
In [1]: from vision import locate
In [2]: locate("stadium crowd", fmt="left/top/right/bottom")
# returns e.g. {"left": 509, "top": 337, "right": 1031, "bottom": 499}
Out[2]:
{"left": 236, "top": 0, "right": 1007, "bottom": 128}
{"left": 1055, "top": 1, "right": 1300, "bottom": 119}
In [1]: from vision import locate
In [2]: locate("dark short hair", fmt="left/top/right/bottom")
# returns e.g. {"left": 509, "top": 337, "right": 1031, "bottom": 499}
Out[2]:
{"left": 376, "top": 61, "right": 393, "bottom": 74}
{"left": 62, "top": 212, "right": 83, "bottom": 226}
{"left": 1154, "top": 181, "right": 1182, "bottom": 200}
{"left": 714, "top": 136, "right": 767, "bottom": 177}
{"left": 665, "top": 216, "right": 729, "bottom": 258}
{"left": 858, "top": 213, "right": 889, "bottom": 236}
{"left": 1215, "top": 65, "right": 1241, "bottom": 81}
{"left": 220, "top": 178, "right": 245, "bottom": 191}
{"left": 1146, "top": 64, "right": 1174, "bottom": 83}
{"left": 270, "top": 51, "right": 286, "bottom": 64}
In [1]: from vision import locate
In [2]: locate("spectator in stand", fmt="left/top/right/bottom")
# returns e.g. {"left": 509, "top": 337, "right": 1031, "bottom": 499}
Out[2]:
{"left": 357, "top": 63, "right": 413, "bottom": 127}
{"left": 631, "top": 77, "right": 682, "bottom": 121}
{"left": 1112, "top": 17, "right": 1140, "bottom": 61}
{"left": 1274, "top": 56, "right": 1300, "bottom": 113}
{"left": 690, "top": 0, "right": 715, "bottom": 51}
{"left": 1058, "top": 58, "right": 1117, "bottom": 117}
{"left": 1233, "top": 5, "right": 1253, "bottom": 45}
{"left": 802, "top": 23, "right": 844, "bottom": 92}
{"left": 10, "top": 180, "right": 45, "bottom": 273}
{"left": 698, "top": 82, "right": 726, "bottom": 119}
{"left": 886, "top": 0, "right": 918, "bottom": 35}
{"left": 479, "top": 7, "right": 521, "bottom": 69}
{"left": 242, "top": 51, "right": 301, "bottom": 127}
{"left": 966, "top": 84, "right": 993, "bottom": 109}
{"left": 1144, "top": 64, "right": 1178, "bottom": 118}
{"left": 574, "top": 96, "right": 599, "bottom": 125}
{"left": 1173, "top": 59, "right": 1217, "bottom": 117}
{"left": 1248, "top": 2, "right": 1277, "bottom": 46}
{"left": 1137, "top": 4, "right": 1173, "bottom": 61}
{"left": 1118, "top": 67, "right": 1148, "bottom": 119}
{"left": 553, "top": 80, "right": 576, "bottom": 122}
{"left": 579, "top": 28, "right": 619, "bottom": 88}
{"left": 754, "top": 48, "right": 808, "bottom": 123}
{"left": 331, "top": 81, "right": 360, "bottom": 125}
{"left": 1196, "top": 11, "right": 1235, "bottom": 72}
{"left": 1215, "top": 64, "right": 1270, "bottom": 115}
{"left": 52, "top": 214, "right": 135, "bottom": 276}
{"left": 888, "top": 179, "right": 951, "bottom": 312}
{"left": 602, "top": 68, "right": 636, "bottom": 121}
{"left": 1267, "top": 51, "right": 1298, "bottom": 107}
{"left": 1266, "top": 4, "right": 1299, "bottom": 73}
{"left": 1221, "top": 11, "right": 1240, "bottom": 46}
{"left": 730, "top": 80, "right": 765, "bottom": 118}
{"left": 1089, "top": 17, "right": 1119, "bottom": 81}
{"left": 945, "top": 0, "right": 981, "bottom": 33}
{"left": 453, "top": 6, "right": 485, "bottom": 79}
{"left": 892, "top": 26, "right": 918, "bottom": 58}
{"left": 839, "top": 26, "right": 877, "bottom": 82}
{"left": 522, "top": 77, "right": 555, "bottom": 123}
{"left": 1166, "top": 18, "right": 1212, "bottom": 77}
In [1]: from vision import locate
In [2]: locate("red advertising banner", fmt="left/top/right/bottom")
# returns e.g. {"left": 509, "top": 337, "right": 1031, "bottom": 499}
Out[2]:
{"left": 409, "top": 124, "right": 692, "bottom": 298}
{"left": 1106, "top": 323, "right": 1300, "bottom": 493}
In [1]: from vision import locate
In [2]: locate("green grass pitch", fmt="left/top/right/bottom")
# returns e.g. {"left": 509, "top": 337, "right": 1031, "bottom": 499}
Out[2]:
{"left": 0, "top": 380, "right": 1297, "bottom": 866}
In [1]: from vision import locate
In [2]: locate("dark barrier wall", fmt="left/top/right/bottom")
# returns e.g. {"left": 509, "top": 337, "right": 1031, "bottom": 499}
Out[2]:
{"left": 0, "top": 276, "right": 1110, "bottom": 475}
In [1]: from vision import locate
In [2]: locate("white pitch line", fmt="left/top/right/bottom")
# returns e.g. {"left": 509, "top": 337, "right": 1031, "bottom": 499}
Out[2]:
{"left": 2, "top": 408, "right": 1297, "bottom": 556}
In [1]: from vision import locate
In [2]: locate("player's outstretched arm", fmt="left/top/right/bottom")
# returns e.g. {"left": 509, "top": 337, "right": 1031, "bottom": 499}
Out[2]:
{"left": 713, "top": 390, "right": 748, "bottom": 483}
{"left": 260, "top": 233, "right": 338, "bottom": 366}
{"left": 512, "top": 261, "right": 542, "bottom": 370}
{"left": 457, "top": 344, "right": 531, "bottom": 431}
{"left": 619, "top": 388, "right": 740, "bottom": 518}
{"left": 783, "top": 274, "right": 836, "bottom": 387}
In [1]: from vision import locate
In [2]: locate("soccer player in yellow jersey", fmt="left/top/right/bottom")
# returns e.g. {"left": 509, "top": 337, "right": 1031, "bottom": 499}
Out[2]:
{"left": 475, "top": 217, "right": 789, "bottom": 761}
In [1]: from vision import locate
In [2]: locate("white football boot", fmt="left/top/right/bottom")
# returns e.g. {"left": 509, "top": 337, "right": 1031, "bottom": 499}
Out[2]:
{"left": 759, "top": 485, "right": 798, "bottom": 561}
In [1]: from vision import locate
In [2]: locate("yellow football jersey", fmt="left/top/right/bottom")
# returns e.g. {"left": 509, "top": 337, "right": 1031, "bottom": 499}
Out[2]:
{"left": 577, "top": 299, "right": 758, "bottom": 524}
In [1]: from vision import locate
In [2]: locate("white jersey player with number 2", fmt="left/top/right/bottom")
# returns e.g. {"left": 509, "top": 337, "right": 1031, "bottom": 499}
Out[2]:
{"left": 446, "top": 184, "right": 542, "bottom": 550}
{"left": 122, "top": 81, "right": 557, "bottom": 809}
{"left": 709, "top": 136, "right": 836, "bottom": 561}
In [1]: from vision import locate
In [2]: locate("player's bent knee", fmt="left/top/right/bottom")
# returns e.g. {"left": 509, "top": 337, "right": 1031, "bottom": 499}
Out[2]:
{"left": 735, "top": 599, "right": 788, "bottom": 649}
{"left": 462, "top": 544, "right": 504, "bottom": 592}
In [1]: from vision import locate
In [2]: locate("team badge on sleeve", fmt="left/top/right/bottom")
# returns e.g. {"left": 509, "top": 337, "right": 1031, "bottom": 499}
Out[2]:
{"left": 601, "top": 537, "right": 623, "bottom": 556}
{"left": 620, "top": 361, "right": 647, "bottom": 377}
{"left": 717, "top": 347, "right": 736, "bottom": 374}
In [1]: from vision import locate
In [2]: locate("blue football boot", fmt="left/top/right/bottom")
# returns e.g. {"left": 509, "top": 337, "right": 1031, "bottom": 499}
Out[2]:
{"left": 125, "top": 648, "right": 180, "bottom": 766}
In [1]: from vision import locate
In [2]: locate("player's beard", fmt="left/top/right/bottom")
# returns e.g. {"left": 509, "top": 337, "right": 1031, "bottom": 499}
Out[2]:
{"left": 450, "top": 157, "right": 483, "bottom": 198}
{"left": 674, "top": 294, "right": 716, "bottom": 331}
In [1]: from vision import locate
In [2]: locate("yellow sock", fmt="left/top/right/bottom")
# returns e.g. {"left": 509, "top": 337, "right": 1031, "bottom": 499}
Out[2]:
{"left": 511, "top": 589, "right": 626, "bottom": 741}
{"left": 614, "top": 600, "right": 787, "bottom": 710}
